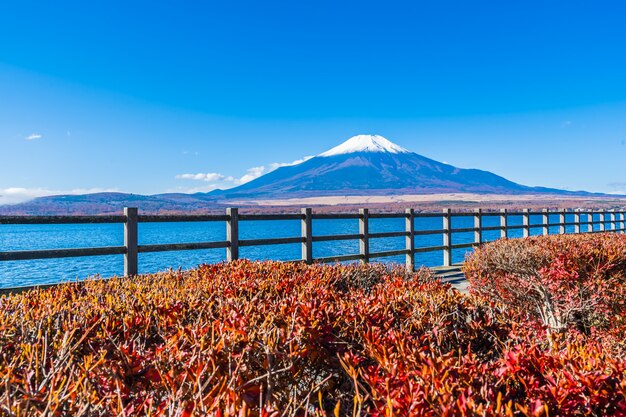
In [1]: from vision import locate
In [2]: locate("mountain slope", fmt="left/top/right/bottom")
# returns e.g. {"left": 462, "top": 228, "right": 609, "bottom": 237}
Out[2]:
{"left": 216, "top": 134, "right": 568, "bottom": 199}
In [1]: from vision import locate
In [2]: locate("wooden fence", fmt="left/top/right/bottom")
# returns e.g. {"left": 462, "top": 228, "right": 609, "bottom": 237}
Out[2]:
{"left": 1, "top": 207, "right": 625, "bottom": 282}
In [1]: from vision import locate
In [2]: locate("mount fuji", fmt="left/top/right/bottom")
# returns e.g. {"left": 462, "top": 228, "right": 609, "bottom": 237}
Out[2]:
{"left": 0, "top": 134, "right": 600, "bottom": 215}
{"left": 212, "top": 134, "right": 575, "bottom": 199}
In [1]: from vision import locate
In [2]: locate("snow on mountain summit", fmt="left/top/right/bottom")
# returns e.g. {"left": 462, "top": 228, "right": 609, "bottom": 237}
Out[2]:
{"left": 319, "top": 134, "right": 410, "bottom": 157}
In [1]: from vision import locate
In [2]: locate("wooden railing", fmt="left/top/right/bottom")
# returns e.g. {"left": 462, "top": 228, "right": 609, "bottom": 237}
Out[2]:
{"left": 1, "top": 207, "right": 625, "bottom": 282}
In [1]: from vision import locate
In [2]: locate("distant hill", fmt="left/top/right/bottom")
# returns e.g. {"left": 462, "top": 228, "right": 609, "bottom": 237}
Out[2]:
{"left": 0, "top": 192, "right": 230, "bottom": 215}
{"left": 0, "top": 134, "right": 602, "bottom": 215}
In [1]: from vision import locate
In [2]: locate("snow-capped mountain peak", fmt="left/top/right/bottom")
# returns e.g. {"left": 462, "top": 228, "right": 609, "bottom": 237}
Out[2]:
{"left": 319, "top": 134, "right": 410, "bottom": 157}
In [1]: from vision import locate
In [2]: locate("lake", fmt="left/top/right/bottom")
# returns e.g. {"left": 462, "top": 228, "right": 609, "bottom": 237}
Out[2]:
{"left": 0, "top": 213, "right": 583, "bottom": 288}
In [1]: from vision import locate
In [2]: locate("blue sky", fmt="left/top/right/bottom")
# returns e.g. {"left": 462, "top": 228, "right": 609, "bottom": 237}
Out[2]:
{"left": 1, "top": 0, "right": 625, "bottom": 203}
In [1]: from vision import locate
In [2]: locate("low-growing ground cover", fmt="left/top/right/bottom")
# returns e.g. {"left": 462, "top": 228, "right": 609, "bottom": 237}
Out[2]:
{"left": 1, "top": 234, "right": 625, "bottom": 416}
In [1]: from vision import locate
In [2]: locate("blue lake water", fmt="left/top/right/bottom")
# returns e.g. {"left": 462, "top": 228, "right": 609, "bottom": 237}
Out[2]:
{"left": 0, "top": 213, "right": 596, "bottom": 288}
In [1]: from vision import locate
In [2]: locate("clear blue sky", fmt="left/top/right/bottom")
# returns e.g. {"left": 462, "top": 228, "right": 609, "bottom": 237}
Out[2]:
{"left": 1, "top": 0, "right": 625, "bottom": 203}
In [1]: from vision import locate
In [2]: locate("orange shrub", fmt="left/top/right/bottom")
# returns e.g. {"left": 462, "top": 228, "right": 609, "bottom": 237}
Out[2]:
{"left": 1, "top": 259, "right": 626, "bottom": 416}
{"left": 464, "top": 233, "right": 626, "bottom": 335}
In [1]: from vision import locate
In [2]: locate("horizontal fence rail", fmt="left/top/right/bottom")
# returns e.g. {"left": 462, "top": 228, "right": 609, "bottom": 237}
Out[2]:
{"left": 1, "top": 207, "right": 626, "bottom": 291}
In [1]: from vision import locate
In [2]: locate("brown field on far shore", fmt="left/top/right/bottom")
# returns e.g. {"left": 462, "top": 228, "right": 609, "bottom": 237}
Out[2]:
{"left": 231, "top": 193, "right": 626, "bottom": 213}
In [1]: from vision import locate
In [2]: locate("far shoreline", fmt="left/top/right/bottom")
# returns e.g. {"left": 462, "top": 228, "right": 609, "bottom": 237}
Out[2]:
{"left": 2, "top": 192, "right": 626, "bottom": 216}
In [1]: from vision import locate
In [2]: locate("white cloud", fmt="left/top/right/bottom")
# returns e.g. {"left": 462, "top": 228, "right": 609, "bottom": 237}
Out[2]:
{"left": 269, "top": 155, "right": 313, "bottom": 171}
{"left": 175, "top": 173, "right": 226, "bottom": 182}
{"left": 607, "top": 182, "right": 626, "bottom": 195}
{"left": 174, "top": 155, "right": 314, "bottom": 192}
{"left": 175, "top": 167, "right": 264, "bottom": 188}
{"left": 0, "top": 187, "right": 121, "bottom": 205}
{"left": 165, "top": 184, "right": 225, "bottom": 194}
{"left": 239, "top": 166, "right": 266, "bottom": 184}
{"left": 26, "top": 133, "right": 43, "bottom": 140}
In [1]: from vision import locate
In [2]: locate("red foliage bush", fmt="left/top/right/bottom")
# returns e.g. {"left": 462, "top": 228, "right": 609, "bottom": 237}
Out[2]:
{"left": 465, "top": 233, "right": 626, "bottom": 335}
{"left": 1, "top": 259, "right": 626, "bottom": 416}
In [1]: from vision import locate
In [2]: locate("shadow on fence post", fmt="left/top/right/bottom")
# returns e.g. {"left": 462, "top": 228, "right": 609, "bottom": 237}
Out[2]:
{"left": 474, "top": 208, "right": 482, "bottom": 246}
{"left": 226, "top": 208, "right": 239, "bottom": 261}
{"left": 301, "top": 208, "right": 312, "bottom": 264}
{"left": 442, "top": 208, "right": 451, "bottom": 267}
{"left": 522, "top": 208, "right": 530, "bottom": 238}
{"left": 405, "top": 208, "right": 415, "bottom": 272}
{"left": 500, "top": 209, "right": 508, "bottom": 239}
{"left": 124, "top": 207, "right": 138, "bottom": 277}
{"left": 599, "top": 209, "right": 606, "bottom": 232}
{"left": 359, "top": 208, "right": 369, "bottom": 264}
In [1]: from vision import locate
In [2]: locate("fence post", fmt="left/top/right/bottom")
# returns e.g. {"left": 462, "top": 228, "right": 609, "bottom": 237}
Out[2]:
{"left": 474, "top": 208, "right": 482, "bottom": 245}
{"left": 620, "top": 211, "right": 625, "bottom": 233}
{"left": 588, "top": 212, "right": 594, "bottom": 233}
{"left": 500, "top": 209, "right": 507, "bottom": 239}
{"left": 609, "top": 209, "right": 616, "bottom": 232}
{"left": 301, "top": 208, "right": 313, "bottom": 264}
{"left": 542, "top": 209, "right": 549, "bottom": 235}
{"left": 226, "top": 208, "right": 239, "bottom": 261}
{"left": 559, "top": 209, "right": 566, "bottom": 235}
{"left": 574, "top": 210, "right": 581, "bottom": 233}
{"left": 359, "top": 208, "right": 369, "bottom": 264}
{"left": 442, "top": 208, "right": 451, "bottom": 267}
{"left": 124, "top": 207, "right": 138, "bottom": 277}
{"left": 522, "top": 208, "right": 530, "bottom": 238}
{"left": 405, "top": 208, "right": 415, "bottom": 272}
{"left": 599, "top": 209, "right": 605, "bottom": 232}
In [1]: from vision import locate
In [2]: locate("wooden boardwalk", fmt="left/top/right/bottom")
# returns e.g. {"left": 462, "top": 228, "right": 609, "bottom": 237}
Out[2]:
{"left": 432, "top": 263, "right": 468, "bottom": 293}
